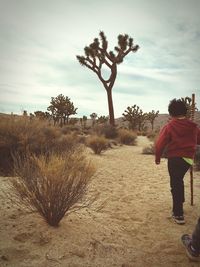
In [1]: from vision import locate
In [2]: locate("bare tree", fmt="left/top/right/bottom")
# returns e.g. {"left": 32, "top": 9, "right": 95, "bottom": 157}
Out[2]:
{"left": 77, "top": 31, "right": 139, "bottom": 126}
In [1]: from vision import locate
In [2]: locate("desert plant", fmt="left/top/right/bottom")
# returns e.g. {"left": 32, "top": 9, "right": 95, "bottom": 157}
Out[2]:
{"left": 146, "top": 131, "right": 158, "bottom": 141}
{"left": 77, "top": 31, "right": 139, "bottom": 126}
{"left": 90, "top": 112, "right": 97, "bottom": 127}
{"left": 9, "top": 148, "right": 95, "bottom": 226}
{"left": 93, "top": 124, "right": 118, "bottom": 139}
{"left": 142, "top": 144, "right": 155, "bottom": 155}
{"left": 117, "top": 129, "right": 137, "bottom": 145}
{"left": 86, "top": 135, "right": 109, "bottom": 154}
{"left": 47, "top": 94, "right": 77, "bottom": 126}
{"left": 146, "top": 110, "right": 159, "bottom": 130}
{"left": 122, "top": 105, "right": 147, "bottom": 130}
{"left": 0, "top": 117, "right": 81, "bottom": 175}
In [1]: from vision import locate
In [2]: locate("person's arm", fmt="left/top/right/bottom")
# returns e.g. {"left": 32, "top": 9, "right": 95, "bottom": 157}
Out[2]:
{"left": 155, "top": 125, "right": 170, "bottom": 164}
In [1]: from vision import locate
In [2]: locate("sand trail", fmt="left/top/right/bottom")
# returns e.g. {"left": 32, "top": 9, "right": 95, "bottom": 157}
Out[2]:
{"left": 0, "top": 136, "right": 200, "bottom": 267}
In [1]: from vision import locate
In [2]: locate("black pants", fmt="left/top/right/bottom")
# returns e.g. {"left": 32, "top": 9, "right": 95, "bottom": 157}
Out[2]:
{"left": 168, "top": 157, "right": 190, "bottom": 216}
{"left": 192, "top": 217, "right": 200, "bottom": 252}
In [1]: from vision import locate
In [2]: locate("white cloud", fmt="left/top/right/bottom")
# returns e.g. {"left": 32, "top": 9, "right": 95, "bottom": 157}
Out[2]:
{"left": 0, "top": 0, "right": 200, "bottom": 116}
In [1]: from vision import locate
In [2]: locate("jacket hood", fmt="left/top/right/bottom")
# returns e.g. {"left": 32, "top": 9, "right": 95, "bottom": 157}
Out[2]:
{"left": 168, "top": 118, "right": 197, "bottom": 136}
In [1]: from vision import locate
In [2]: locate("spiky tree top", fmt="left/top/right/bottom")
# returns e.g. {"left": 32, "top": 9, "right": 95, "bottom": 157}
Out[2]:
{"left": 77, "top": 31, "right": 139, "bottom": 86}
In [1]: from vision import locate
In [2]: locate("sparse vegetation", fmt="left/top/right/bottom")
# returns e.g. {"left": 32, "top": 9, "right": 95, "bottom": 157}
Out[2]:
{"left": 9, "top": 148, "right": 95, "bottom": 226}
{"left": 0, "top": 117, "right": 80, "bottom": 175}
{"left": 86, "top": 135, "right": 109, "bottom": 154}
{"left": 118, "top": 129, "right": 137, "bottom": 145}
{"left": 142, "top": 144, "right": 155, "bottom": 155}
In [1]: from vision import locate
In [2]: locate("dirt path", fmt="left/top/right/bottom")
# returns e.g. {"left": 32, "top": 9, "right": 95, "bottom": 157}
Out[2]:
{"left": 0, "top": 136, "right": 200, "bottom": 267}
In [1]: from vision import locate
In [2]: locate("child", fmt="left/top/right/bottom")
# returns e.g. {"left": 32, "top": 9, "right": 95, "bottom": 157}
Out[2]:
{"left": 182, "top": 217, "right": 200, "bottom": 261}
{"left": 155, "top": 98, "right": 200, "bottom": 224}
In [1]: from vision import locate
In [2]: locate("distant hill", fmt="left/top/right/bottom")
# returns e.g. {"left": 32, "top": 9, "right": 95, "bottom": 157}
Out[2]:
{"left": 115, "top": 111, "right": 200, "bottom": 130}
{"left": 1, "top": 111, "right": 200, "bottom": 129}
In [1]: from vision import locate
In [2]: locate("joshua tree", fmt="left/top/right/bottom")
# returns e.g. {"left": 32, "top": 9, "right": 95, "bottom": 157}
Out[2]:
{"left": 90, "top": 112, "right": 98, "bottom": 127}
{"left": 147, "top": 110, "right": 159, "bottom": 130}
{"left": 47, "top": 94, "right": 77, "bottom": 127}
{"left": 123, "top": 105, "right": 146, "bottom": 130}
{"left": 77, "top": 31, "right": 139, "bottom": 126}
{"left": 97, "top": 115, "right": 109, "bottom": 124}
{"left": 80, "top": 115, "right": 87, "bottom": 128}
{"left": 181, "top": 96, "right": 197, "bottom": 118}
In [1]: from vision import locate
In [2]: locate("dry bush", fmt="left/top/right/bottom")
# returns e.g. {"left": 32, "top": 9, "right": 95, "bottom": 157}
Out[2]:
{"left": 117, "top": 129, "right": 137, "bottom": 145}
{"left": 93, "top": 124, "right": 118, "bottom": 139}
{"left": 61, "top": 125, "right": 81, "bottom": 135}
{"left": 86, "top": 135, "right": 109, "bottom": 154}
{"left": 142, "top": 144, "right": 155, "bottom": 154}
{"left": 8, "top": 148, "right": 95, "bottom": 226}
{"left": 146, "top": 131, "right": 158, "bottom": 141}
{"left": 0, "top": 116, "right": 45, "bottom": 175}
{"left": 0, "top": 117, "right": 80, "bottom": 175}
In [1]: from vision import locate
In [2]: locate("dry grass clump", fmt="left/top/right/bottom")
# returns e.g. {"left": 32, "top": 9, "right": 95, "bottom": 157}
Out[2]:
{"left": 93, "top": 124, "right": 118, "bottom": 139}
{"left": 146, "top": 131, "right": 158, "bottom": 141}
{"left": 142, "top": 144, "right": 155, "bottom": 155}
{"left": 86, "top": 135, "right": 109, "bottom": 154}
{"left": 0, "top": 117, "right": 80, "bottom": 175}
{"left": 117, "top": 129, "right": 137, "bottom": 145}
{"left": 9, "top": 148, "right": 95, "bottom": 226}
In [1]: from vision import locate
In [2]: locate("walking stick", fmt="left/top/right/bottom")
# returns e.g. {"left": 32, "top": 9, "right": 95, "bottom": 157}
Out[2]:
{"left": 190, "top": 93, "right": 195, "bottom": 206}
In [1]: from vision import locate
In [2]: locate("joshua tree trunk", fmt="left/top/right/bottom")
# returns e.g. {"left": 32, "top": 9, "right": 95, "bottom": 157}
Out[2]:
{"left": 106, "top": 89, "right": 115, "bottom": 126}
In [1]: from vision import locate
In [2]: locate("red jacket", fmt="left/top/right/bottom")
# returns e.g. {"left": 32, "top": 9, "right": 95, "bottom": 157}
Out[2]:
{"left": 155, "top": 118, "right": 200, "bottom": 163}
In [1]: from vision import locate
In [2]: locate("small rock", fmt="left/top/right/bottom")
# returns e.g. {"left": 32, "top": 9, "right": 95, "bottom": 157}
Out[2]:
{"left": 1, "top": 255, "right": 9, "bottom": 261}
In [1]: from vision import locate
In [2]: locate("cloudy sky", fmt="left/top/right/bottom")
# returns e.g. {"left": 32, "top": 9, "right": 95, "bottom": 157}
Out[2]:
{"left": 0, "top": 0, "right": 200, "bottom": 118}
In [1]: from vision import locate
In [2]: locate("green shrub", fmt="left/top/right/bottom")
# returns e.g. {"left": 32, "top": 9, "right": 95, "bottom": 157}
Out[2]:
{"left": 9, "top": 148, "right": 95, "bottom": 226}
{"left": 117, "top": 129, "right": 137, "bottom": 145}
{"left": 86, "top": 135, "right": 109, "bottom": 154}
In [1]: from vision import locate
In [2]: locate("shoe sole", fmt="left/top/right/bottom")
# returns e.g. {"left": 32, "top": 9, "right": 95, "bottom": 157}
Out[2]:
{"left": 181, "top": 238, "right": 200, "bottom": 262}
{"left": 173, "top": 219, "right": 185, "bottom": 225}
{"left": 172, "top": 216, "right": 185, "bottom": 225}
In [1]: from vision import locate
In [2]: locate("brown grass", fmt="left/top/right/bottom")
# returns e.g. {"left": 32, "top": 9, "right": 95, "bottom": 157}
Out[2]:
{"left": 86, "top": 135, "right": 109, "bottom": 154}
{"left": 8, "top": 147, "right": 95, "bottom": 226}
{"left": 0, "top": 117, "right": 80, "bottom": 175}
{"left": 117, "top": 129, "right": 137, "bottom": 145}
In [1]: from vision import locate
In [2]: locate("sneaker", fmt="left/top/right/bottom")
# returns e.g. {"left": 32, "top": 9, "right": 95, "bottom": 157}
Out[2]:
{"left": 181, "top": 234, "right": 200, "bottom": 261}
{"left": 172, "top": 214, "right": 185, "bottom": 225}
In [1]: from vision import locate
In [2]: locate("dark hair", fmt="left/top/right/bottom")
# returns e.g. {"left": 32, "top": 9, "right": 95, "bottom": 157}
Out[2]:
{"left": 168, "top": 98, "right": 187, "bottom": 117}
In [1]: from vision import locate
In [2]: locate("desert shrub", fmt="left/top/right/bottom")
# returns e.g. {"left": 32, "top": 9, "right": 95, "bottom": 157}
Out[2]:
{"left": 117, "top": 129, "right": 137, "bottom": 145}
{"left": 0, "top": 117, "right": 80, "bottom": 175}
{"left": 0, "top": 117, "right": 43, "bottom": 175}
{"left": 194, "top": 146, "right": 200, "bottom": 171}
{"left": 146, "top": 131, "right": 158, "bottom": 141}
{"left": 142, "top": 144, "right": 155, "bottom": 154}
{"left": 8, "top": 148, "right": 95, "bottom": 226}
{"left": 86, "top": 135, "right": 109, "bottom": 154}
{"left": 61, "top": 125, "right": 81, "bottom": 135}
{"left": 97, "top": 125, "right": 118, "bottom": 139}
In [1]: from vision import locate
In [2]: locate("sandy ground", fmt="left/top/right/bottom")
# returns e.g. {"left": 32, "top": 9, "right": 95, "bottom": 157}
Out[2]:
{"left": 0, "top": 136, "right": 200, "bottom": 267}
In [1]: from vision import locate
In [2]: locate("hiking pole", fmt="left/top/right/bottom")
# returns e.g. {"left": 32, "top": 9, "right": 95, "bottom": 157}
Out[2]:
{"left": 190, "top": 93, "right": 195, "bottom": 206}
